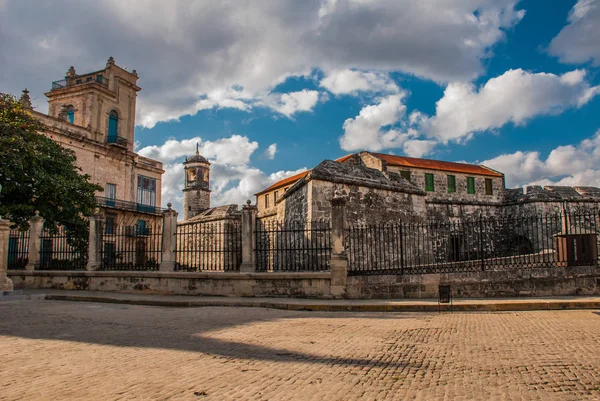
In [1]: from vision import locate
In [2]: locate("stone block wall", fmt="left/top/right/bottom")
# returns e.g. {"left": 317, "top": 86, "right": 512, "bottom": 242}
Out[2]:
{"left": 386, "top": 165, "right": 505, "bottom": 204}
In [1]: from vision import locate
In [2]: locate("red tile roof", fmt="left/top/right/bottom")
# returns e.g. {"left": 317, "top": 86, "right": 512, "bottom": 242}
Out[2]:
{"left": 372, "top": 153, "right": 504, "bottom": 178}
{"left": 255, "top": 154, "right": 354, "bottom": 196}
{"left": 255, "top": 152, "right": 503, "bottom": 196}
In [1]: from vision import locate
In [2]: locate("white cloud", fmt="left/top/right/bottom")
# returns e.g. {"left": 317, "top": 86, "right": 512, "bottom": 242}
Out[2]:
{"left": 320, "top": 69, "right": 399, "bottom": 95}
{"left": 340, "top": 93, "right": 409, "bottom": 151}
{"left": 549, "top": 0, "right": 600, "bottom": 66}
{"left": 264, "top": 90, "right": 321, "bottom": 118}
{"left": 1, "top": 0, "right": 525, "bottom": 127}
{"left": 422, "top": 69, "right": 600, "bottom": 143}
{"left": 138, "top": 135, "right": 258, "bottom": 166}
{"left": 138, "top": 135, "right": 305, "bottom": 215}
{"left": 482, "top": 130, "right": 600, "bottom": 187}
{"left": 402, "top": 140, "right": 437, "bottom": 158}
{"left": 264, "top": 143, "right": 277, "bottom": 160}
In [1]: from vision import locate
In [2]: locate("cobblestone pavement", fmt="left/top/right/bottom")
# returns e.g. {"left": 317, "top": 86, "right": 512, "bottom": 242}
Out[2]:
{"left": 1, "top": 301, "right": 599, "bottom": 401}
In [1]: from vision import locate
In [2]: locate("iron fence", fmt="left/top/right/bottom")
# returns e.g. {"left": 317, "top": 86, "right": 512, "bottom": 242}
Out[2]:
{"left": 99, "top": 224, "right": 162, "bottom": 270}
{"left": 175, "top": 220, "right": 242, "bottom": 272}
{"left": 8, "top": 229, "right": 29, "bottom": 270}
{"left": 346, "top": 211, "right": 600, "bottom": 276}
{"left": 39, "top": 226, "right": 88, "bottom": 270}
{"left": 255, "top": 220, "right": 331, "bottom": 272}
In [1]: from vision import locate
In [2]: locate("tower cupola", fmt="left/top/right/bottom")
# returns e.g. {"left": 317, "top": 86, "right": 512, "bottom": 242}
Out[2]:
{"left": 183, "top": 144, "right": 211, "bottom": 220}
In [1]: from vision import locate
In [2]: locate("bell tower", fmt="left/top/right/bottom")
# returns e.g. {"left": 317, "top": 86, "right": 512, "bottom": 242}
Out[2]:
{"left": 183, "top": 145, "right": 211, "bottom": 220}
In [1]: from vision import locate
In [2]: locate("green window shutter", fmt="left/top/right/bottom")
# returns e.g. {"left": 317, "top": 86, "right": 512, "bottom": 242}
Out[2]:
{"left": 425, "top": 173, "right": 435, "bottom": 192}
{"left": 467, "top": 177, "right": 475, "bottom": 194}
{"left": 400, "top": 170, "right": 411, "bottom": 182}
{"left": 485, "top": 178, "right": 493, "bottom": 195}
{"left": 447, "top": 175, "right": 456, "bottom": 193}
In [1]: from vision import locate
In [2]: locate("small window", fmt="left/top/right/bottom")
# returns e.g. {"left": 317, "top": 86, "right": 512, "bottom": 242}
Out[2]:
{"left": 66, "top": 105, "right": 75, "bottom": 124}
{"left": 106, "top": 183, "right": 116, "bottom": 200}
{"left": 136, "top": 219, "right": 148, "bottom": 236}
{"left": 425, "top": 173, "right": 435, "bottom": 192}
{"left": 467, "top": 177, "right": 476, "bottom": 194}
{"left": 96, "top": 75, "right": 103, "bottom": 83}
{"left": 75, "top": 79, "right": 82, "bottom": 84}
{"left": 400, "top": 171, "right": 411, "bottom": 182}
{"left": 274, "top": 191, "right": 278, "bottom": 202}
{"left": 86, "top": 76, "right": 93, "bottom": 82}
{"left": 485, "top": 178, "right": 493, "bottom": 195}
{"left": 108, "top": 110, "right": 119, "bottom": 143}
{"left": 265, "top": 194, "right": 270, "bottom": 208}
{"left": 447, "top": 175, "right": 456, "bottom": 193}
{"left": 105, "top": 216, "right": 115, "bottom": 235}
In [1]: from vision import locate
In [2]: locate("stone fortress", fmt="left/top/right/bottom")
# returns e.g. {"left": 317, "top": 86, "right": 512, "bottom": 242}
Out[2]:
{"left": 254, "top": 152, "right": 600, "bottom": 225}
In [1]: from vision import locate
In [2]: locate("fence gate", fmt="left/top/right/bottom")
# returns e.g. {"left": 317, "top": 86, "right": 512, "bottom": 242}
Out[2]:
{"left": 175, "top": 220, "right": 242, "bottom": 272}
{"left": 38, "top": 226, "right": 88, "bottom": 270}
{"left": 100, "top": 223, "right": 162, "bottom": 271}
{"left": 254, "top": 220, "right": 331, "bottom": 272}
{"left": 8, "top": 229, "right": 29, "bottom": 270}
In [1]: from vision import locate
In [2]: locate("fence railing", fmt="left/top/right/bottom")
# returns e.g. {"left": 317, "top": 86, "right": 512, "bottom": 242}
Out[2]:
{"left": 346, "top": 212, "right": 599, "bottom": 276}
{"left": 8, "top": 229, "right": 29, "bottom": 270}
{"left": 175, "top": 220, "right": 242, "bottom": 272}
{"left": 39, "top": 226, "right": 88, "bottom": 270}
{"left": 254, "top": 220, "right": 331, "bottom": 272}
{"left": 96, "top": 196, "right": 166, "bottom": 216}
{"left": 99, "top": 224, "right": 162, "bottom": 271}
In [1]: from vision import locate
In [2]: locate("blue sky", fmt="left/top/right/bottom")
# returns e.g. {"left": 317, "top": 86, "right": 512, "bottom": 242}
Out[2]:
{"left": 2, "top": 0, "right": 600, "bottom": 211}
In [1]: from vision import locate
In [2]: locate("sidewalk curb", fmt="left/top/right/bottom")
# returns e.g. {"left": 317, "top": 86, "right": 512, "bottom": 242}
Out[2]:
{"left": 41, "top": 294, "right": 600, "bottom": 312}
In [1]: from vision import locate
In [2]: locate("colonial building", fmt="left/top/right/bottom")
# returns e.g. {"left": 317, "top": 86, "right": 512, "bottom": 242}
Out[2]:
{"left": 19, "top": 57, "right": 164, "bottom": 230}
{"left": 255, "top": 151, "right": 600, "bottom": 225}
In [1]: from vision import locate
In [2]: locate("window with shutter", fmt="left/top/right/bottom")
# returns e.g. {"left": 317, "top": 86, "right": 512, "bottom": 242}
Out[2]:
{"left": 467, "top": 177, "right": 476, "bottom": 194}
{"left": 425, "top": 173, "right": 435, "bottom": 192}
{"left": 447, "top": 175, "right": 456, "bottom": 193}
{"left": 485, "top": 178, "right": 493, "bottom": 195}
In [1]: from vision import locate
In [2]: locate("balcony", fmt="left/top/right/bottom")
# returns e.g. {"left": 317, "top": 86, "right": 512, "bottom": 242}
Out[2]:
{"left": 96, "top": 196, "right": 166, "bottom": 216}
{"left": 51, "top": 74, "right": 109, "bottom": 91}
{"left": 107, "top": 135, "right": 128, "bottom": 147}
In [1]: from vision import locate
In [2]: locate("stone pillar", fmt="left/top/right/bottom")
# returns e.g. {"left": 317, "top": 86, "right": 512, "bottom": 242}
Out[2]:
{"left": 160, "top": 203, "right": 179, "bottom": 272}
{"left": 330, "top": 191, "right": 348, "bottom": 299}
{"left": 0, "top": 219, "right": 14, "bottom": 292}
{"left": 25, "top": 211, "right": 44, "bottom": 271}
{"left": 240, "top": 200, "right": 257, "bottom": 272}
{"left": 87, "top": 211, "right": 105, "bottom": 271}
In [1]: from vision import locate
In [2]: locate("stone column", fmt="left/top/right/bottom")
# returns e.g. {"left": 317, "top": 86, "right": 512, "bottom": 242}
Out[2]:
{"left": 25, "top": 211, "right": 44, "bottom": 271}
{"left": 0, "top": 219, "right": 14, "bottom": 292}
{"left": 240, "top": 200, "right": 257, "bottom": 272}
{"left": 87, "top": 211, "right": 105, "bottom": 271}
{"left": 160, "top": 203, "right": 178, "bottom": 272}
{"left": 330, "top": 191, "right": 348, "bottom": 299}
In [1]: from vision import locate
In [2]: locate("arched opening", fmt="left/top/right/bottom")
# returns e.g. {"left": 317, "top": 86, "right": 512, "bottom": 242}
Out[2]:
{"left": 108, "top": 110, "right": 119, "bottom": 143}
{"left": 66, "top": 105, "right": 75, "bottom": 124}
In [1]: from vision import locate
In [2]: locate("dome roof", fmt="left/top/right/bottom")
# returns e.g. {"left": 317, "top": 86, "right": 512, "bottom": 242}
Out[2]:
{"left": 185, "top": 144, "right": 210, "bottom": 164}
{"left": 186, "top": 154, "right": 209, "bottom": 164}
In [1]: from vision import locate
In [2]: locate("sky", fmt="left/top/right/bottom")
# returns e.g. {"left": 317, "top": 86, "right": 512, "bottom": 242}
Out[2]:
{"left": 1, "top": 0, "right": 600, "bottom": 213}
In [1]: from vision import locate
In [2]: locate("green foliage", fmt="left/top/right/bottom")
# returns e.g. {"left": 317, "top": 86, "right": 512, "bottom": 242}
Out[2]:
{"left": 0, "top": 93, "right": 102, "bottom": 235}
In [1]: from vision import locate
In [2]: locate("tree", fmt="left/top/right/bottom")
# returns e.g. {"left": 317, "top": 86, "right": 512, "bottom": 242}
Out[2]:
{"left": 0, "top": 93, "right": 102, "bottom": 239}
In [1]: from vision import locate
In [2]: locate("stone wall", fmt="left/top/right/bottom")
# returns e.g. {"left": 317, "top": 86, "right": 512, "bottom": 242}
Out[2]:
{"left": 386, "top": 165, "right": 505, "bottom": 204}
{"left": 346, "top": 266, "right": 600, "bottom": 299}
{"left": 8, "top": 270, "right": 332, "bottom": 298}
{"left": 308, "top": 180, "right": 427, "bottom": 224}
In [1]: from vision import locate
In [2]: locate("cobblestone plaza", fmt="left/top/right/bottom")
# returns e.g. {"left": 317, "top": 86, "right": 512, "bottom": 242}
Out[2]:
{"left": 1, "top": 301, "right": 599, "bottom": 400}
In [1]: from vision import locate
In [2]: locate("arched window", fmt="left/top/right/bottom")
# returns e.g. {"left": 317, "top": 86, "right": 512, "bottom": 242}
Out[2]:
{"left": 108, "top": 110, "right": 118, "bottom": 143}
{"left": 66, "top": 105, "right": 75, "bottom": 124}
